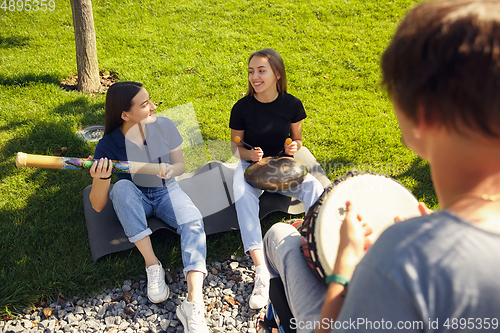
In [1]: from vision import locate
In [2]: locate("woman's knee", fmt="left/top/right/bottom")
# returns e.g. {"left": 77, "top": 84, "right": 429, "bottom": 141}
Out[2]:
{"left": 110, "top": 179, "right": 143, "bottom": 208}
{"left": 178, "top": 219, "right": 205, "bottom": 236}
{"left": 303, "top": 175, "right": 323, "bottom": 190}
{"left": 110, "top": 179, "right": 136, "bottom": 197}
{"left": 264, "top": 222, "right": 298, "bottom": 245}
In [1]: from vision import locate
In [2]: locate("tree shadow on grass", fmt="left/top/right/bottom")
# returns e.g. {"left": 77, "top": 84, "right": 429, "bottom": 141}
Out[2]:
{"left": 0, "top": 122, "right": 91, "bottom": 311}
{"left": 0, "top": 121, "right": 88, "bottom": 181}
{"left": 52, "top": 97, "right": 106, "bottom": 127}
{"left": 0, "top": 35, "right": 30, "bottom": 49}
{"left": 0, "top": 73, "right": 61, "bottom": 87}
{"left": 0, "top": 120, "right": 30, "bottom": 132}
{"left": 0, "top": 97, "right": 105, "bottom": 176}
{"left": 0, "top": 106, "right": 120, "bottom": 314}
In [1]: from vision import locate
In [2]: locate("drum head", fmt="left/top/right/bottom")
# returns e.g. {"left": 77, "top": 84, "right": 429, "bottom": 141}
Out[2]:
{"left": 315, "top": 172, "right": 420, "bottom": 278}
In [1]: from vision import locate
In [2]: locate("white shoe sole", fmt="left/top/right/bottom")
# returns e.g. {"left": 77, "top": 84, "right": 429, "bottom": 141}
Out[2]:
{"left": 176, "top": 305, "right": 188, "bottom": 331}
{"left": 148, "top": 286, "right": 170, "bottom": 303}
{"left": 249, "top": 299, "right": 268, "bottom": 310}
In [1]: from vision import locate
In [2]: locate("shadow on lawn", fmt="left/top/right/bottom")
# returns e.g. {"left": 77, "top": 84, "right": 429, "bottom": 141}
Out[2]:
{"left": 395, "top": 157, "right": 437, "bottom": 207}
{"left": 314, "top": 155, "right": 437, "bottom": 208}
{"left": 52, "top": 97, "right": 106, "bottom": 127}
{"left": 0, "top": 73, "right": 61, "bottom": 87}
{"left": 0, "top": 97, "right": 105, "bottom": 175}
{"left": 0, "top": 95, "right": 105, "bottom": 177}
{"left": 0, "top": 99, "right": 105, "bottom": 255}
{"left": 0, "top": 35, "right": 30, "bottom": 49}
{"left": 0, "top": 117, "right": 99, "bottom": 311}
{"left": 0, "top": 96, "right": 176, "bottom": 313}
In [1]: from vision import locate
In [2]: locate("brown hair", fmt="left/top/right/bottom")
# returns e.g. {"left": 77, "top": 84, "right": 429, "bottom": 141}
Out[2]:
{"left": 104, "top": 81, "right": 143, "bottom": 135}
{"left": 381, "top": 0, "right": 500, "bottom": 137}
{"left": 246, "top": 48, "right": 287, "bottom": 96}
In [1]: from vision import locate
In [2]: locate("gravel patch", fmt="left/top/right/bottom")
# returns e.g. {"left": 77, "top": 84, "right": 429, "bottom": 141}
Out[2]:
{"left": 1, "top": 255, "right": 266, "bottom": 333}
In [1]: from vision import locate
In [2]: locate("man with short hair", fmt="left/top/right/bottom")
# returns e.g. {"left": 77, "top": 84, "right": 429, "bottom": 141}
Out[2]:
{"left": 263, "top": 1, "right": 500, "bottom": 332}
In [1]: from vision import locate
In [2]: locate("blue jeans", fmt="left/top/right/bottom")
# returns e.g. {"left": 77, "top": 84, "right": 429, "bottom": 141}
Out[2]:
{"left": 264, "top": 223, "right": 326, "bottom": 333}
{"left": 109, "top": 179, "right": 207, "bottom": 276}
{"left": 233, "top": 160, "right": 324, "bottom": 253}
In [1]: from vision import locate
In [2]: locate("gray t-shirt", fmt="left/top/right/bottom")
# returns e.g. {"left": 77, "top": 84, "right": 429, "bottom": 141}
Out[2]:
{"left": 94, "top": 117, "right": 183, "bottom": 188}
{"left": 335, "top": 211, "right": 500, "bottom": 332}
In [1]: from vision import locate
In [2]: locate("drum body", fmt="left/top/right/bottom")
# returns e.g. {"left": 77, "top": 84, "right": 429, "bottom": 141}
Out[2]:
{"left": 244, "top": 156, "right": 308, "bottom": 192}
{"left": 301, "top": 171, "right": 420, "bottom": 283}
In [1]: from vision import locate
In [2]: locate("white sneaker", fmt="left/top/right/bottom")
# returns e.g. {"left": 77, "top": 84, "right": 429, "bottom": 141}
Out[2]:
{"left": 176, "top": 298, "right": 209, "bottom": 333}
{"left": 145, "top": 262, "right": 169, "bottom": 303}
{"left": 249, "top": 272, "right": 270, "bottom": 309}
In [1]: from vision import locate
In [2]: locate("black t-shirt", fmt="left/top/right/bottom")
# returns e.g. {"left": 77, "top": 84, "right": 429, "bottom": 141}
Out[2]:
{"left": 229, "top": 93, "right": 307, "bottom": 157}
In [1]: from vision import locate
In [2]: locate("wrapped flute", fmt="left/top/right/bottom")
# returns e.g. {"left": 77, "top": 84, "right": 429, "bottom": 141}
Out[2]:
{"left": 15, "top": 152, "right": 168, "bottom": 176}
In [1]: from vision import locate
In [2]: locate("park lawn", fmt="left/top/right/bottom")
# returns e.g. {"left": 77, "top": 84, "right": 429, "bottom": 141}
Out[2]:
{"left": 0, "top": 0, "right": 431, "bottom": 315}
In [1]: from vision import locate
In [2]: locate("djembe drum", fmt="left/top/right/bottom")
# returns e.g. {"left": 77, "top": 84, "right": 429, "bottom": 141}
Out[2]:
{"left": 298, "top": 171, "right": 420, "bottom": 283}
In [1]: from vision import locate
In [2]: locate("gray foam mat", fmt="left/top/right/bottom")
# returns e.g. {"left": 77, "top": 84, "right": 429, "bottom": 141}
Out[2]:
{"left": 82, "top": 147, "right": 330, "bottom": 261}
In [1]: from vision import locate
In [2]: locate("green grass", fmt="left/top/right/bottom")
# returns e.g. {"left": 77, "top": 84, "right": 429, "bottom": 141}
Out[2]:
{"left": 0, "top": 0, "right": 433, "bottom": 315}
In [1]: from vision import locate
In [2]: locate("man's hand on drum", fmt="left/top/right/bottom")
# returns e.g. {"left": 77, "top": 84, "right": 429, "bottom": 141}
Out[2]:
{"left": 315, "top": 202, "right": 375, "bottom": 333}
{"left": 250, "top": 147, "right": 264, "bottom": 162}
{"left": 89, "top": 156, "right": 112, "bottom": 180}
{"left": 284, "top": 140, "right": 298, "bottom": 155}
{"left": 394, "top": 202, "right": 433, "bottom": 222}
{"left": 333, "top": 201, "right": 371, "bottom": 278}
{"left": 335, "top": 201, "right": 434, "bottom": 278}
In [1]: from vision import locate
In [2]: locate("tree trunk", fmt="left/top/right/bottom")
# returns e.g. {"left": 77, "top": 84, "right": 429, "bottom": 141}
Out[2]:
{"left": 70, "top": 0, "right": 100, "bottom": 93}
